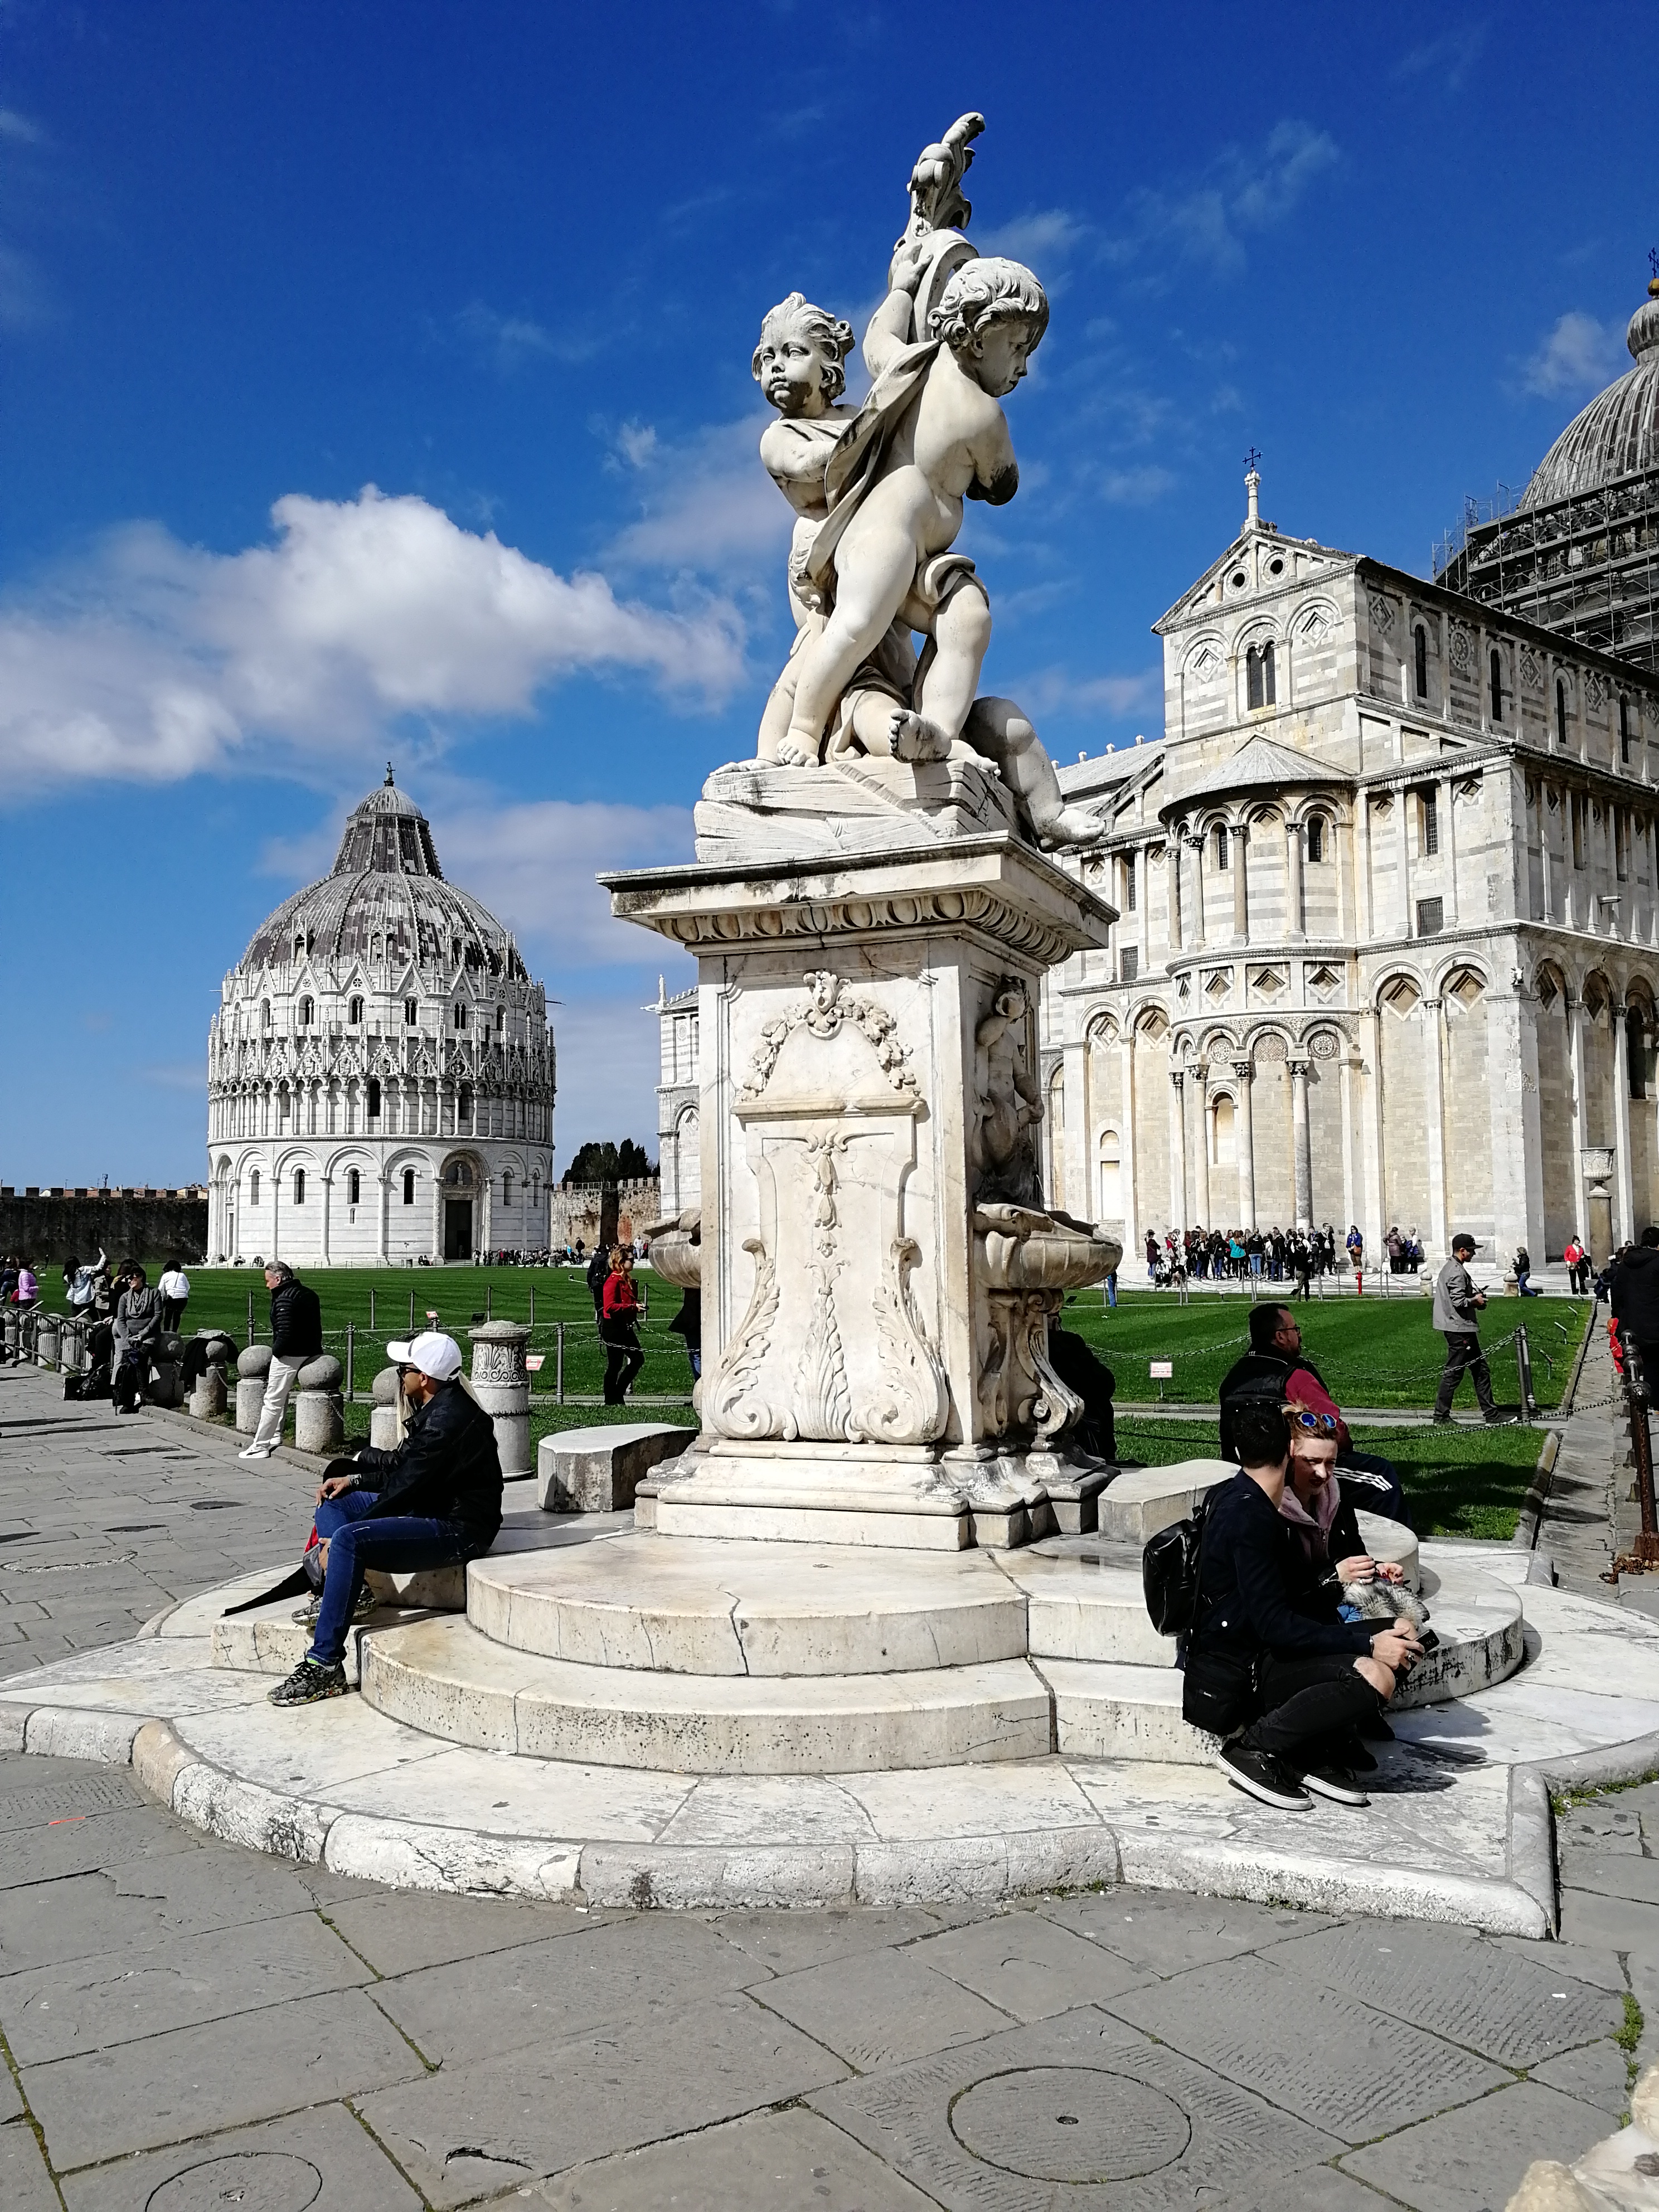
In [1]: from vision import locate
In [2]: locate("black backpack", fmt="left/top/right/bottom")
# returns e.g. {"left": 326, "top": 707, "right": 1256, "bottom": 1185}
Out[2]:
{"left": 1142, "top": 1487, "right": 1217, "bottom": 1638}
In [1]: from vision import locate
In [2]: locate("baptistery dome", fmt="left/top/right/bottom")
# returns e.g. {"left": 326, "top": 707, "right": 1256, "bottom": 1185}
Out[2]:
{"left": 206, "top": 772, "right": 556, "bottom": 1265}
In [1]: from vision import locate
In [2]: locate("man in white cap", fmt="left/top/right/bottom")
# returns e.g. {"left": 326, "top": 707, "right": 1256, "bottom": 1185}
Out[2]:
{"left": 268, "top": 1330, "right": 503, "bottom": 1707}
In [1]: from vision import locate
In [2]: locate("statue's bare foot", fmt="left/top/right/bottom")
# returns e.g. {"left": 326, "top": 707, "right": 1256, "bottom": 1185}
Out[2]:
{"left": 774, "top": 736, "right": 820, "bottom": 768}
{"left": 888, "top": 708, "right": 952, "bottom": 763}
{"left": 1030, "top": 803, "right": 1106, "bottom": 850}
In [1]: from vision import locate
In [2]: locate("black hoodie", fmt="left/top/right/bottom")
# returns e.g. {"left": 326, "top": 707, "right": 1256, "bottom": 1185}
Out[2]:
{"left": 1613, "top": 1246, "right": 1659, "bottom": 1346}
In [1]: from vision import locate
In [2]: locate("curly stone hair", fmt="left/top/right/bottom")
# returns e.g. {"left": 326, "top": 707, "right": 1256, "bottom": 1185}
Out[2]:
{"left": 930, "top": 255, "right": 1050, "bottom": 354}
{"left": 751, "top": 293, "right": 856, "bottom": 403}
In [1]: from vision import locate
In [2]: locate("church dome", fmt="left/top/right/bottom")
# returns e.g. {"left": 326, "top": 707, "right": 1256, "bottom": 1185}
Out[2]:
{"left": 241, "top": 769, "right": 529, "bottom": 984}
{"left": 1521, "top": 282, "right": 1659, "bottom": 509}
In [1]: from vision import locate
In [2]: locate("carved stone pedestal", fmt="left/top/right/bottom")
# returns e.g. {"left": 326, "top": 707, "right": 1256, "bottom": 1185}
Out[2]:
{"left": 606, "top": 811, "right": 1118, "bottom": 1548}
{"left": 468, "top": 1321, "right": 532, "bottom": 1478}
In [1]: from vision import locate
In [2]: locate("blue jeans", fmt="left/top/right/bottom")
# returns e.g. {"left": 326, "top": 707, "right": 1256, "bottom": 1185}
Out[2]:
{"left": 309, "top": 1490, "right": 478, "bottom": 1666}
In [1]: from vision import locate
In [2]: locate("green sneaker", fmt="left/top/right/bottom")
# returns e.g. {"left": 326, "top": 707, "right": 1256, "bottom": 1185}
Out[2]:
{"left": 268, "top": 1658, "right": 348, "bottom": 1707}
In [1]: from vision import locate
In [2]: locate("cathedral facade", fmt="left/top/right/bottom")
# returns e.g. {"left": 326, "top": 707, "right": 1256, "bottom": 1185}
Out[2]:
{"left": 206, "top": 775, "right": 556, "bottom": 1265}
{"left": 1041, "top": 454, "right": 1659, "bottom": 1275}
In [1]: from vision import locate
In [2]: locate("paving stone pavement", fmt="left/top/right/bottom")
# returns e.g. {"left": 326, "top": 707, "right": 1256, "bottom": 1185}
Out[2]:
{"left": 3, "top": 1360, "right": 1658, "bottom": 2209}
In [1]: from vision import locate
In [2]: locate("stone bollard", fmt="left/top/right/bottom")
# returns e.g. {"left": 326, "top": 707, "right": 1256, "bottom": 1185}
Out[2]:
{"left": 236, "top": 1343, "right": 272, "bottom": 1435}
{"left": 294, "top": 1355, "right": 345, "bottom": 1456}
{"left": 369, "top": 1365, "right": 402, "bottom": 1451}
{"left": 468, "top": 1321, "right": 532, "bottom": 1477}
{"left": 35, "top": 1316, "right": 60, "bottom": 1371}
{"left": 58, "top": 1320, "right": 85, "bottom": 1376}
{"left": 190, "top": 1365, "right": 227, "bottom": 1419}
{"left": 1, "top": 1310, "right": 18, "bottom": 1363}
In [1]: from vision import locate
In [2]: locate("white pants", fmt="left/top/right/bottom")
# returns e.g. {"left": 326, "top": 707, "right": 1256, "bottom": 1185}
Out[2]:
{"left": 251, "top": 1356, "right": 305, "bottom": 1448}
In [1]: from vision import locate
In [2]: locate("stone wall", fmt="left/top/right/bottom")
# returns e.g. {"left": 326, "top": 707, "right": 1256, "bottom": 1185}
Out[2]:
{"left": 547, "top": 1176, "right": 660, "bottom": 1253}
{"left": 0, "top": 1189, "right": 208, "bottom": 1267}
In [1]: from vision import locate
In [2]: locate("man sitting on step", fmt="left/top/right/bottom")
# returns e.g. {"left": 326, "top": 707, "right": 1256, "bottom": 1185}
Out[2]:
{"left": 1183, "top": 1399, "right": 1422, "bottom": 1812}
{"left": 269, "top": 1331, "right": 503, "bottom": 1709}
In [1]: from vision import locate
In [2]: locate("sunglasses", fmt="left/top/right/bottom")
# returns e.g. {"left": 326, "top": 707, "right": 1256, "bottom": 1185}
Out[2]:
{"left": 1284, "top": 1407, "right": 1340, "bottom": 1434}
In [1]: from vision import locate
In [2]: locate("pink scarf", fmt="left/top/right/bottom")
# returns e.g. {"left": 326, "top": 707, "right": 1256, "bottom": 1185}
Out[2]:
{"left": 1279, "top": 1466, "right": 1341, "bottom": 1561}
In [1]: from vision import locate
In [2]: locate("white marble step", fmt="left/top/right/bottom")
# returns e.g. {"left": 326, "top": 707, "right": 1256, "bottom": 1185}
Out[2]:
{"left": 1045, "top": 1560, "right": 1525, "bottom": 1764}
{"left": 465, "top": 1534, "right": 1026, "bottom": 1677}
{"left": 358, "top": 1614, "right": 1054, "bottom": 1774}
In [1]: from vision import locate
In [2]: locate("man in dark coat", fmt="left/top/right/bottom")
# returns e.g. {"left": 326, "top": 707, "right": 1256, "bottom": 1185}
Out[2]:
{"left": 270, "top": 1331, "right": 503, "bottom": 1706}
{"left": 240, "top": 1260, "right": 324, "bottom": 1461}
{"left": 1612, "top": 1226, "right": 1659, "bottom": 1388}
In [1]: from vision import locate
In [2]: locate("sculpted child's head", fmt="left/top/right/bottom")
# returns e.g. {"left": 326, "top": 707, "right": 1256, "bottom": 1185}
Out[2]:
{"left": 931, "top": 256, "right": 1049, "bottom": 396}
{"left": 753, "top": 293, "right": 856, "bottom": 416}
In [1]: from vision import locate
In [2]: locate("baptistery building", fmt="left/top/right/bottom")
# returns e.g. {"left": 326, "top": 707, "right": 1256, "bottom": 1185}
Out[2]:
{"left": 206, "top": 773, "right": 556, "bottom": 1265}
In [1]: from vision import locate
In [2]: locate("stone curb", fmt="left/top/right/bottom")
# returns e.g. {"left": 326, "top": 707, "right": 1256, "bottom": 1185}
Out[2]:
{"left": 142, "top": 1398, "right": 337, "bottom": 1477}
{"left": 0, "top": 1681, "right": 1584, "bottom": 1934}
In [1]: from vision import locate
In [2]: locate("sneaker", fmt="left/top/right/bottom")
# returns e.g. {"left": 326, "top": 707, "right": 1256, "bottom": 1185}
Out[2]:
{"left": 290, "top": 1595, "right": 321, "bottom": 1627}
{"left": 1484, "top": 1411, "right": 1519, "bottom": 1427}
{"left": 238, "top": 1443, "right": 275, "bottom": 1461}
{"left": 1299, "top": 1762, "right": 1370, "bottom": 1806}
{"left": 268, "top": 1658, "right": 348, "bottom": 1707}
{"left": 1430, "top": 1414, "right": 1453, "bottom": 1427}
{"left": 1215, "top": 1741, "right": 1311, "bottom": 1810}
{"left": 351, "top": 1585, "right": 379, "bottom": 1622}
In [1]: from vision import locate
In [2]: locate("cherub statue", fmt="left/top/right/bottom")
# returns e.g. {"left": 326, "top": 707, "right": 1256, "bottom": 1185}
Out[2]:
{"left": 972, "top": 978, "right": 1045, "bottom": 1206}
{"left": 750, "top": 120, "right": 1102, "bottom": 850}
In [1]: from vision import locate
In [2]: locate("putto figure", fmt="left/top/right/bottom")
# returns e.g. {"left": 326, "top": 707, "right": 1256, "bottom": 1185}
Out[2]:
{"left": 750, "top": 115, "right": 1100, "bottom": 851}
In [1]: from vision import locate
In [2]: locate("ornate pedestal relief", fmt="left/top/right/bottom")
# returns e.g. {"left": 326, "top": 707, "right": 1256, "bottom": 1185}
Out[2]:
{"left": 706, "top": 972, "right": 948, "bottom": 1448}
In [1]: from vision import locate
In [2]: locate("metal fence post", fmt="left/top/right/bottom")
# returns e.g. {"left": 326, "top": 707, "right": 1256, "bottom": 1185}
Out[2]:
{"left": 409, "top": 1289, "right": 415, "bottom": 1333}
{"left": 247, "top": 1290, "right": 254, "bottom": 1344}
{"left": 346, "top": 1321, "right": 355, "bottom": 1404}
{"left": 486, "top": 1283, "right": 492, "bottom": 1322}
{"left": 370, "top": 1288, "right": 376, "bottom": 1331}
{"left": 556, "top": 1322, "right": 565, "bottom": 1405}
{"left": 530, "top": 1285, "right": 535, "bottom": 1330}
{"left": 1515, "top": 1323, "right": 1537, "bottom": 1416}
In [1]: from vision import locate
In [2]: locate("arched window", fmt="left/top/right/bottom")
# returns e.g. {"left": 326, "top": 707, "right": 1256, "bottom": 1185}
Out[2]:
{"left": 261, "top": 1000, "right": 271, "bottom": 1031}
{"left": 458, "top": 1085, "right": 473, "bottom": 1129}
{"left": 347, "top": 1168, "right": 360, "bottom": 1206}
{"left": 249, "top": 1170, "right": 260, "bottom": 1206}
{"left": 294, "top": 1169, "right": 306, "bottom": 1205}
{"left": 451, "top": 936, "right": 462, "bottom": 966}
{"left": 348, "top": 996, "right": 363, "bottom": 1025}
{"left": 1211, "top": 1095, "right": 1236, "bottom": 1166}
{"left": 502, "top": 1170, "right": 513, "bottom": 1207}
{"left": 404, "top": 998, "right": 418, "bottom": 1026}
{"left": 1556, "top": 679, "right": 1569, "bottom": 748}
{"left": 1246, "top": 642, "right": 1276, "bottom": 710}
{"left": 1306, "top": 815, "right": 1325, "bottom": 864}
{"left": 367, "top": 1077, "right": 381, "bottom": 1118}
{"left": 1490, "top": 648, "right": 1505, "bottom": 722}
{"left": 299, "top": 996, "right": 314, "bottom": 1027}
{"left": 1122, "top": 853, "right": 1137, "bottom": 910}
{"left": 1414, "top": 624, "right": 1428, "bottom": 700}
{"left": 453, "top": 1003, "right": 468, "bottom": 1031}
{"left": 1421, "top": 790, "right": 1439, "bottom": 856}
{"left": 402, "top": 1167, "right": 416, "bottom": 1205}
{"left": 496, "top": 1005, "right": 506, "bottom": 1033}
{"left": 294, "top": 934, "right": 305, "bottom": 962}
{"left": 1214, "top": 823, "right": 1230, "bottom": 871}
{"left": 1097, "top": 1130, "right": 1122, "bottom": 1217}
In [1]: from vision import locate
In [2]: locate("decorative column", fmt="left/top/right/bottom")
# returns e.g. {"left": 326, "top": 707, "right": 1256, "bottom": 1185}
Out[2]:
{"left": 377, "top": 1173, "right": 390, "bottom": 1262}
{"left": 1191, "top": 832, "right": 1207, "bottom": 949}
{"left": 1286, "top": 820, "right": 1305, "bottom": 942}
{"left": 319, "top": 1172, "right": 332, "bottom": 1265}
{"left": 1169, "top": 1069, "right": 1188, "bottom": 1230}
{"left": 1613, "top": 1001, "right": 1636, "bottom": 1248}
{"left": 468, "top": 1321, "right": 532, "bottom": 1477}
{"left": 1233, "top": 1058, "right": 1257, "bottom": 1230}
{"left": 1289, "top": 1056, "right": 1313, "bottom": 1229}
{"left": 1168, "top": 833, "right": 1183, "bottom": 953}
{"left": 1566, "top": 993, "right": 1591, "bottom": 1244}
{"left": 1442, "top": 777, "right": 1460, "bottom": 929}
{"left": 1397, "top": 786, "right": 1413, "bottom": 937}
{"left": 1120, "top": 1025, "right": 1139, "bottom": 1275}
{"left": 1359, "top": 1008, "right": 1386, "bottom": 1257}
{"left": 1192, "top": 1063, "right": 1211, "bottom": 1226}
{"left": 1423, "top": 996, "right": 1450, "bottom": 1254}
{"left": 1232, "top": 821, "right": 1249, "bottom": 942}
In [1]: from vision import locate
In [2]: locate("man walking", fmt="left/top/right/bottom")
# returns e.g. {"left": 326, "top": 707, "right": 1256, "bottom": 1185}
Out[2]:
{"left": 239, "top": 1260, "right": 323, "bottom": 1461}
{"left": 1433, "top": 1233, "right": 1511, "bottom": 1425}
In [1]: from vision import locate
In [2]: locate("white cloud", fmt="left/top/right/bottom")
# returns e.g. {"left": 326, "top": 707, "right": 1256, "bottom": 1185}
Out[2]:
{"left": 439, "top": 797, "right": 696, "bottom": 967}
{"left": 453, "top": 300, "right": 601, "bottom": 372}
{"left": 613, "top": 421, "right": 658, "bottom": 469}
{"left": 549, "top": 990, "right": 690, "bottom": 1166}
{"left": 1521, "top": 311, "right": 1625, "bottom": 398}
{"left": 1099, "top": 465, "right": 1177, "bottom": 506}
{"left": 979, "top": 208, "right": 1087, "bottom": 266}
{"left": 0, "top": 487, "right": 746, "bottom": 801}
{"left": 604, "top": 414, "right": 791, "bottom": 575}
{"left": 1012, "top": 665, "right": 1162, "bottom": 721}
{"left": 1391, "top": 22, "right": 1488, "bottom": 90}
{"left": 1109, "top": 121, "right": 1339, "bottom": 276}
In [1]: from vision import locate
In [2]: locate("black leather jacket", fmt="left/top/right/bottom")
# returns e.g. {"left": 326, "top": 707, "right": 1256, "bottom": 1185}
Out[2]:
{"left": 352, "top": 1379, "right": 503, "bottom": 1537}
{"left": 269, "top": 1279, "right": 323, "bottom": 1359}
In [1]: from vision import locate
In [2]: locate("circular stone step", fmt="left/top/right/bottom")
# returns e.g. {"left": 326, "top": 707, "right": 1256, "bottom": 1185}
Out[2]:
{"left": 360, "top": 1614, "right": 1054, "bottom": 1774}
{"left": 465, "top": 1534, "right": 1026, "bottom": 1677}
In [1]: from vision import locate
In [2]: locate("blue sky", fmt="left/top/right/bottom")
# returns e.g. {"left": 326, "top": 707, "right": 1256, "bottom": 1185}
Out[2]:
{"left": 1, "top": 1, "right": 1652, "bottom": 1186}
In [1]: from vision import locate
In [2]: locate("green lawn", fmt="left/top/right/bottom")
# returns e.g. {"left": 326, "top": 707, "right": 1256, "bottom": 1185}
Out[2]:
{"left": 1054, "top": 1287, "right": 1590, "bottom": 1412}
{"left": 1112, "top": 1411, "right": 1546, "bottom": 1541}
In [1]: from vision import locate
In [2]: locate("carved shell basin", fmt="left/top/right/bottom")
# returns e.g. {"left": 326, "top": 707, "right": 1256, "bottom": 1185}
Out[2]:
{"left": 646, "top": 1229, "right": 702, "bottom": 1291}
{"left": 976, "top": 1210, "right": 1122, "bottom": 1292}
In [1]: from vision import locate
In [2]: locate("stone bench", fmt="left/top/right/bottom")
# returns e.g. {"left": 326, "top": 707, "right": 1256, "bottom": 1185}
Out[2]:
{"left": 537, "top": 1423, "right": 698, "bottom": 1514}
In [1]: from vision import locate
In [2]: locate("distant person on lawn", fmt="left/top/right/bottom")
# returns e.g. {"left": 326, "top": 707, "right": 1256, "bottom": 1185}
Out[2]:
{"left": 239, "top": 1261, "right": 323, "bottom": 1461}
{"left": 270, "top": 1331, "right": 502, "bottom": 1708}
{"left": 1218, "top": 1301, "right": 1409, "bottom": 1522}
{"left": 601, "top": 1247, "right": 645, "bottom": 1405}
{"left": 157, "top": 1259, "right": 190, "bottom": 1332}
